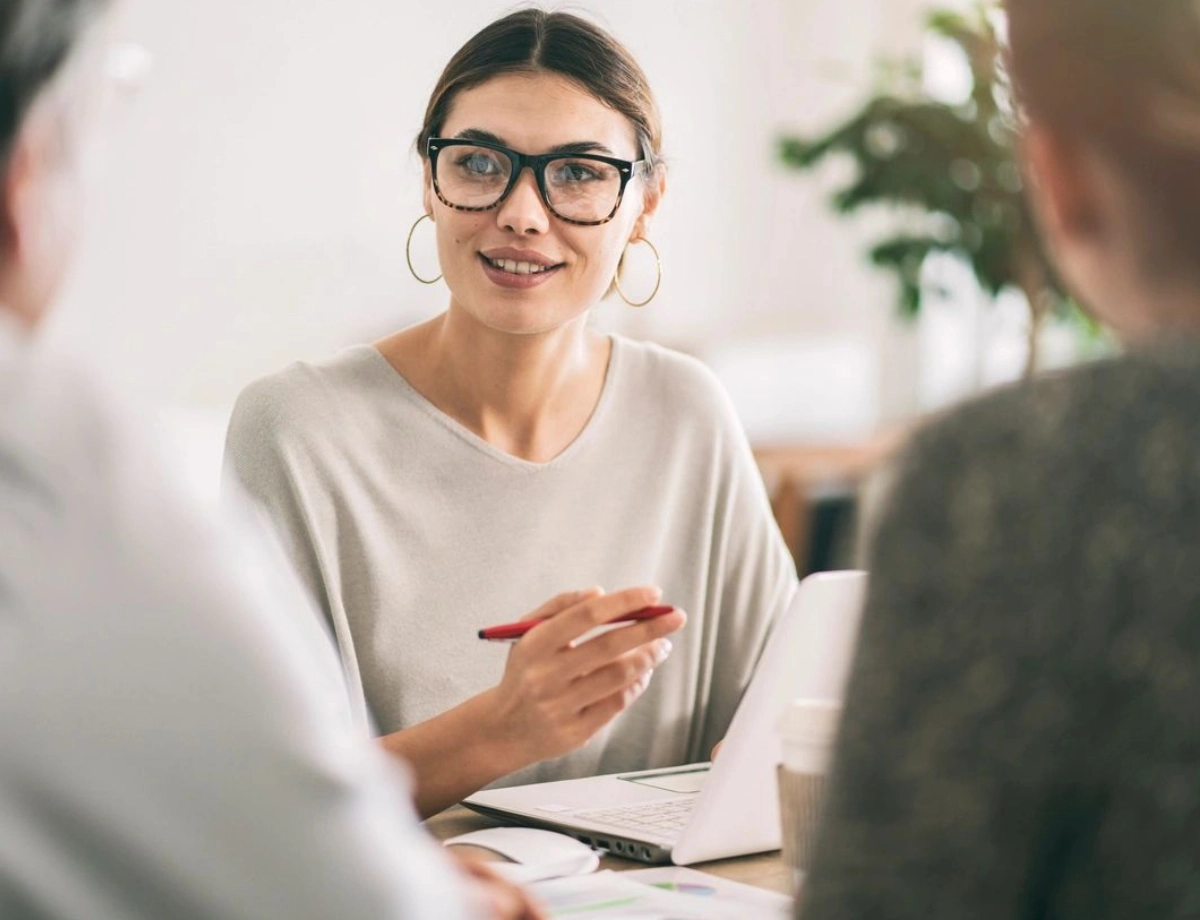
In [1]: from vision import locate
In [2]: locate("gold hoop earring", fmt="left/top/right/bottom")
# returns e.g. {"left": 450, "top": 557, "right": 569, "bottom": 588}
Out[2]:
{"left": 406, "top": 213, "right": 442, "bottom": 285}
{"left": 614, "top": 237, "right": 662, "bottom": 308}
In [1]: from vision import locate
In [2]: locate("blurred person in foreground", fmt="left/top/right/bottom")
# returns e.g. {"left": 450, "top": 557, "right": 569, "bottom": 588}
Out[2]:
{"left": 801, "top": 0, "right": 1200, "bottom": 917}
{"left": 0, "top": 2, "right": 540, "bottom": 918}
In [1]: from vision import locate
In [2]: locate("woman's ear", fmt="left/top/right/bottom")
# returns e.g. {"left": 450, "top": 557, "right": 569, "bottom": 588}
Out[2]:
{"left": 1022, "top": 124, "right": 1101, "bottom": 243}
{"left": 0, "top": 109, "right": 79, "bottom": 327}
{"left": 631, "top": 169, "right": 667, "bottom": 241}
{"left": 2, "top": 132, "right": 33, "bottom": 263}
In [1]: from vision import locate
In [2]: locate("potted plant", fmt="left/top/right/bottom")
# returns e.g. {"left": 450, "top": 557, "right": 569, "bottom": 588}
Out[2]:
{"left": 779, "top": 3, "right": 1074, "bottom": 375}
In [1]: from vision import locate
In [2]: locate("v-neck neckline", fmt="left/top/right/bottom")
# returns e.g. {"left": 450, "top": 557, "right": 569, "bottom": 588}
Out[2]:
{"left": 358, "top": 334, "right": 623, "bottom": 471}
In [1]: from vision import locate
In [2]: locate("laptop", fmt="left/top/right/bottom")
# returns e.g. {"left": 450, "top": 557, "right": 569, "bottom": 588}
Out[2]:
{"left": 464, "top": 570, "right": 867, "bottom": 865}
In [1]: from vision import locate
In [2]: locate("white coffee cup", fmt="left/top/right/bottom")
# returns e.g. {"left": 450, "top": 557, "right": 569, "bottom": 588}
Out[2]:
{"left": 777, "top": 698, "right": 842, "bottom": 882}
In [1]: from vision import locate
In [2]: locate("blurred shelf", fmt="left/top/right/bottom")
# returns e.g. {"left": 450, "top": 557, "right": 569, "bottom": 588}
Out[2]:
{"left": 753, "top": 430, "right": 907, "bottom": 572}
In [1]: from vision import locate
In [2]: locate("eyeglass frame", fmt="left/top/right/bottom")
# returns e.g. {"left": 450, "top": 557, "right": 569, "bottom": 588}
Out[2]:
{"left": 426, "top": 137, "right": 650, "bottom": 227}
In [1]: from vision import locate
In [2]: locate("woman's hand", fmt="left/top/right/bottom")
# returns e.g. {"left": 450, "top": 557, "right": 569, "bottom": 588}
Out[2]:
{"left": 381, "top": 587, "right": 686, "bottom": 817}
{"left": 484, "top": 587, "right": 687, "bottom": 764}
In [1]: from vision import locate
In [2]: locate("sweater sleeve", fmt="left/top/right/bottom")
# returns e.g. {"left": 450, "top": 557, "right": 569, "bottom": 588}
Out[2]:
{"left": 223, "top": 373, "right": 372, "bottom": 732}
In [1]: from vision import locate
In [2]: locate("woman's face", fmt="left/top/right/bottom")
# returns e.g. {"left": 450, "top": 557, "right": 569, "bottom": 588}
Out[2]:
{"left": 425, "top": 72, "right": 661, "bottom": 337}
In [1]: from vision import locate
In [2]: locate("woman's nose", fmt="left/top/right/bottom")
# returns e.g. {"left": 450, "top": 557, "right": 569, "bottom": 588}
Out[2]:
{"left": 496, "top": 167, "right": 550, "bottom": 235}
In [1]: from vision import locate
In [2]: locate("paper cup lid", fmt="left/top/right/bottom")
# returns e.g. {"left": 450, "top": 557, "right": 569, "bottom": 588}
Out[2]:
{"left": 779, "top": 698, "right": 842, "bottom": 746}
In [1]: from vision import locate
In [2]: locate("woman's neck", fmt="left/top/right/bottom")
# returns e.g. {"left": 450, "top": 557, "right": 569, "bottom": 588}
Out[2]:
{"left": 1111, "top": 272, "right": 1200, "bottom": 346}
{"left": 377, "top": 308, "right": 611, "bottom": 463}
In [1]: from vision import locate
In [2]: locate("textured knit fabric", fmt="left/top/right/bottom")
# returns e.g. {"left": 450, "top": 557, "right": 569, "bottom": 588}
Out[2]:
{"left": 801, "top": 345, "right": 1200, "bottom": 919}
{"left": 224, "top": 334, "right": 798, "bottom": 787}
{"left": 0, "top": 316, "right": 475, "bottom": 920}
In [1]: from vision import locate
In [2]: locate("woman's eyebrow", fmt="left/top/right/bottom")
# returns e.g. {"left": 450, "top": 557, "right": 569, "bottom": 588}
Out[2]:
{"left": 546, "top": 141, "right": 617, "bottom": 156}
{"left": 454, "top": 127, "right": 508, "bottom": 146}
{"left": 452, "top": 128, "right": 617, "bottom": 157}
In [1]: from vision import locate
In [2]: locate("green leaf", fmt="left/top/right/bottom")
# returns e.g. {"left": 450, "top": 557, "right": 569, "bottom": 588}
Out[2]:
{"left": 775, "top": 2, "right": 1067, "bottom": 321}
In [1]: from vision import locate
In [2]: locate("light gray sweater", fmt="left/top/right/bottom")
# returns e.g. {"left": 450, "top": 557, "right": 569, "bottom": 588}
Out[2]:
{"left": 225, "top": 335, "right": 797, "bottom": 787}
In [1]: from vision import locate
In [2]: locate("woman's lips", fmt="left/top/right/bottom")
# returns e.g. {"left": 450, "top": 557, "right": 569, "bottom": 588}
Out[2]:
{"left": 478, "top": 253, "right": 563, "bottom": 289}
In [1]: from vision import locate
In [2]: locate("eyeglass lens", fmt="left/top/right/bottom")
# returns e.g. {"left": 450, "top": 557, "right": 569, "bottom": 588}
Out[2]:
{"left": 436, "top": 144, "right": 623, "bottom": 223}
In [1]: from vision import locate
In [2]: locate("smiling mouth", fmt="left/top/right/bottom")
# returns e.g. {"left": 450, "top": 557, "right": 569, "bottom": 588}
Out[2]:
{"left": 481, "top": 255, "right": 562, "bottom": 276}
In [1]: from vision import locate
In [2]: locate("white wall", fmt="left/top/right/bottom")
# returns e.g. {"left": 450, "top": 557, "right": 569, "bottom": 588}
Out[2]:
{"left": 47, "top": 0, "right": 928, "bottom": 431}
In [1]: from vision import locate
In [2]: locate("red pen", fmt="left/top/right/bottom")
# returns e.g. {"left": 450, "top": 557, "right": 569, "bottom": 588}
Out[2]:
{"left": 478, "top": 605, "right": 675, "bottom": 641}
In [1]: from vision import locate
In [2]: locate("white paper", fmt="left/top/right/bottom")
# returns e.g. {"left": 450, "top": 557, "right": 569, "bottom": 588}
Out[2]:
{"left": 621, "top": 866, "right": 793, "bottom": 919}
{"left": 530, "top": 870, "right": 743, "bottom": 919}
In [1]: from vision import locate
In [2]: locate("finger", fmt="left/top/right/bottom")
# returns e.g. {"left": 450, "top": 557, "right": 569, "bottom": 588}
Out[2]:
{"left": 574, "top": 669, "right": 655, "bottom": 736}
{"left": 497, "top": 879, "right": 548, "bottom": 920}
{"left": 564, "top": 640, "right": 671, "bottom": 711}
{"left": 523, "top": 891, "right": 551, "bottom": 920}
{"left": 484, "top": 882, "right": 526, "bottom": 920}
{"left": 507, "top": 610, "right": 681, "bottom": 724}
{"left": 460, "top": 859, "right": 548, "bottom": 920}
{"left": 457, "top": 862, "right": 519, "bottom": 920}
{"left": 523, "top": 586, "right": 663, "bottom": 653}
{"left": 505, "top": 590, "right": 603, "bottom": 660}
{"left": 567, "top": 608, "right": 686, "bottom": 673}
{"left": 523, "top": 586, "right": 604, "bottom": 622}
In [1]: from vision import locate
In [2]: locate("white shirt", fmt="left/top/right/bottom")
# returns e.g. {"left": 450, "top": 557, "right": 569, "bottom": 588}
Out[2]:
{"left": 0, "top": 314, "right": 476, "bottom": 920}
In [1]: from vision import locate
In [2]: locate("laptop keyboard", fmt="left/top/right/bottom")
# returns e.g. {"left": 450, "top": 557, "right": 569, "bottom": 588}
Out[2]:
{"left": 572, "top": 797, "right": 696, "bottom": 836}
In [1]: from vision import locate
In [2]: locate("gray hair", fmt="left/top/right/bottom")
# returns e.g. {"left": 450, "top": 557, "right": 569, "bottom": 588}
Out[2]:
{"left": 0, "top": 0, "right": 110, "bottom": 168}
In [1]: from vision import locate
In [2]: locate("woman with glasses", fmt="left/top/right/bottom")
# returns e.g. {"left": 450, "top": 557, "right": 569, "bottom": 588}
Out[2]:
{"left": 800, "top": 1, "right": 1200, "bottom": 916}
{"left": 225, "top": 9, "right": 796, "bottom": 818}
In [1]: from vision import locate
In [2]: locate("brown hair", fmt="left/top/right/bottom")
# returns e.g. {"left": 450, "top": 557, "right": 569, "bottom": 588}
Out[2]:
{"left": 416, "top": 8, "right": 664, "bottom": 174}
{"left": 1007, "top": 0, "right": 1200, "bottom": 261}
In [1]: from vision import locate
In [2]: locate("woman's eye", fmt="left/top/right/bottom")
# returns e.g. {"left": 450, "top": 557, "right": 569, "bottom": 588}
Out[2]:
{"left": 554, "top": 161, "right": 601, "bottom": 183}
{"left": 457, "top": 153, "right": 500, "bottom": 176}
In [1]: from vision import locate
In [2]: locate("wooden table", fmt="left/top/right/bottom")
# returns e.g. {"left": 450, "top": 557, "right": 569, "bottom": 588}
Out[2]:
{"left": 426, "top": 805, "right": 793, "bottom": 896}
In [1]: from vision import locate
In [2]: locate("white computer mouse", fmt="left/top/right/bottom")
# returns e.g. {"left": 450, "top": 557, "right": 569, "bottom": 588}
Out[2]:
{"left": 445, "top": 826, "right": 600, "bottom": 882}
